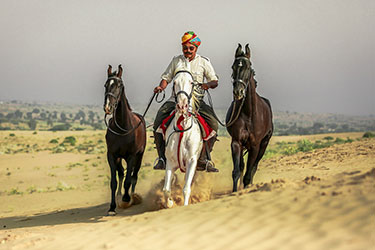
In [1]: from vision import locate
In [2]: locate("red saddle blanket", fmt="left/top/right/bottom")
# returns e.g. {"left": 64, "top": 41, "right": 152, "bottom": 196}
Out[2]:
{"left": 157, "top": 111, "right": 215, "bottom": 141}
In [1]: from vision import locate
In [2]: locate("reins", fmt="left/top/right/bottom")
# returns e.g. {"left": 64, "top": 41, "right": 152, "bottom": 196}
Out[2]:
{"left": 205, "top": 56, "right": 252, "bottom": 128}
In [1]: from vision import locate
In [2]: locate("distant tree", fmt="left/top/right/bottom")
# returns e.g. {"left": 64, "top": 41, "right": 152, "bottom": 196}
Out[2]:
{"left": 74, "top": 110, "right": 86, "bottom": 121}
{"left": 14, "top": 110, "right": 23, "bottom": 119}
{"left": 88, "top": 111, "right": 95, "bottom": 123}
{"left": 6, "top": 113, "right": 14, "bottom": 119}
{"left": 47, "top": 119, "right": 53, "bottom": 127}
{"left": 69, "top": 113, "right": 73, "bottom": 119}
{"left": 327, "top": 123, "right": 338, "bottom": 129}
{"left": 26, "top": 112, "right": 33, "bottom": 119}
{"left": 32, "top": 108, "right": 40, "bottom": 114}
{"left": 60, "top": 112, "right": 67, "bottom": 122}
{"left": 28, "top": 119, "right": 37, "bottom": 130}
{"left": 0, "top": 112, "right": 4, "bottom": 118}
{"left": 312, "top": 122, "right": 324, "bottom": 130}
{"left": 52, "top": 111, "right": 58, "bottom": 120}
{"left": 40, "top": 112, "right": 47, "bottom": 120}
{"left": 341, "top": 124, "right": 349, "bottom": 130}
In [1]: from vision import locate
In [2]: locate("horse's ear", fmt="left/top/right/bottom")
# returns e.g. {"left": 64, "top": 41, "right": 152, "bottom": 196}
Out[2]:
{"left": 245, "top": 44, "right": 251, "bottom": 59}
{"left": 107, "top": 65, "right": 112, "bottom": 76}
{"left": 117, "top": 65, "right": 123, "bottom": 78}
{"left": 235, "top": 43, "right": 243, "bottom": 57}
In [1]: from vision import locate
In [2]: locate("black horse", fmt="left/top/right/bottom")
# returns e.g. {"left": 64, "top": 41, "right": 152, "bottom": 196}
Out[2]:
{"left": 104, "top": 65, "right": 146, "bottom": 215}
{"left": 226, "top": 44, "right": 273, "bottom": 192}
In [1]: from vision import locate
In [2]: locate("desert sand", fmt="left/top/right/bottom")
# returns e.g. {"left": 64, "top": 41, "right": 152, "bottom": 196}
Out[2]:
{"left": 0, "top": 131, "right": 374, "bottom": 250}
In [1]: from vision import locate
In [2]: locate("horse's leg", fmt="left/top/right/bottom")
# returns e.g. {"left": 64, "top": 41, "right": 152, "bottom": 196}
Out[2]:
{"left": 130, "top": 152, "right": 144, "bottom": 205}
{"left": 163, "top": 162, "right": 175, "bottom": 208}
{"left": 238, "top": 153, "right": 245, "bottom": 190}
{"left": 122, "top": 156, "right": 133, "bottom": 204}
{"left": 231, "top": 140, "right": 243, "bottom": 192}
{"left": 116, "top": 158, "right": 124, "bottom": 199}
{"left": 243, "top": 146, "right": 260, "bottom": 188}
{"left": 107, "top": 152, "right": 118, "bottom": 215}
{"left": 249, "top": 134, "right": 272, "bottom": 185}
{"left": 183, "top": 157, "right": 198, "bottom": 206}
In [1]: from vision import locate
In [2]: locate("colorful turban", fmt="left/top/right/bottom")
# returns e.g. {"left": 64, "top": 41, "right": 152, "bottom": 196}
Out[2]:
{"left": 181, "top": 31, "right": 201, "bottom": 47}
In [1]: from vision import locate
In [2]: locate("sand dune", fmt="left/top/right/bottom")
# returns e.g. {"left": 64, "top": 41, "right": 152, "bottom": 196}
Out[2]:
{"left": 0, "top": 136, "right": 374, "bottom": 250}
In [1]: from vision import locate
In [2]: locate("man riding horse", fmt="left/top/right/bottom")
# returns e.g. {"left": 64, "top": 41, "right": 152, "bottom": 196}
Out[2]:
{"left": 153, "top": 31, "right": 219, "bottom": 172}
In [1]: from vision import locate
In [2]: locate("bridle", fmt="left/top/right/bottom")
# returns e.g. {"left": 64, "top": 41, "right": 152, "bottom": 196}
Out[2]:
{"left": 165, "top": 70, "right": 197, "bottom": 146}
{"left": 226, "top": 56, "right": 253, "bottom": 127}
{"left": 103, "top": 76, "right": 142, "bottom": 136}
{"left": 104, "top": 76, "right": 124, "bottom": 112}
{"left": 232, "top": 56, "right": 252, "bottom": 96}
{"left": 172, "top": 70, "right": 196, "bottom": 105}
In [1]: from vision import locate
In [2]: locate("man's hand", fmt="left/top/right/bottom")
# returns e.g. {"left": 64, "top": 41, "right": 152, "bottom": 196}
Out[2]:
{"left": 154, "top": 86, "right": 164, "bottom": 93}
{"left": 201, "top": 83, "right": 210, "bottom": 90}
{"left": 201, "top": 80, "right": 218, "bottom": 90}
{"left": 154, "top": 79, "right": 168, "bottom": 93}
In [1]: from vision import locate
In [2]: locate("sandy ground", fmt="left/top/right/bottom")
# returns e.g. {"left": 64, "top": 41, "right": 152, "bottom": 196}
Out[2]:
{"left": 0, "top": 132, "right": 374, "bottom": 250}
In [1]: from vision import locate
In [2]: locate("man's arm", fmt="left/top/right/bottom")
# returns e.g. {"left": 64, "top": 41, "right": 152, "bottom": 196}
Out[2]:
{"left": 201, "top": 80, "right": 218, "bottom": 90}
{"left": 154, "top": 79, "right": 169, "bottom": 93}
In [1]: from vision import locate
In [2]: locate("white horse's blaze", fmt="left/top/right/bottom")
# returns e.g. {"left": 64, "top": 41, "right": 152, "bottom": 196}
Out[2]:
{"left": 163, "top": 72, "right": 203, "bottom": 207}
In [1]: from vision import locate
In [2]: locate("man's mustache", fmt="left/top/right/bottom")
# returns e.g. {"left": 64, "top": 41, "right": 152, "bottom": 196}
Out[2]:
{"left": 184, "top": 52, "right": 192, "bottom": 55}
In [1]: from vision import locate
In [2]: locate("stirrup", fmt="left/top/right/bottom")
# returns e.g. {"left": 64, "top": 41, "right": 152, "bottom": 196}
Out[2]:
{"left": 153, "top": 157, "right": 166, "bottom": 170}
{"left": 205, "top": 160, "right": 219, "bottom": 173}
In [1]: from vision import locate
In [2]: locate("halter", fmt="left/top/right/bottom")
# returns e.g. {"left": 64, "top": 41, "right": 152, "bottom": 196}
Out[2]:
{"left": 165, "top": 70, "right": 197, "bottom": 146}
{"left": 104, "top": 76, "right": 124, "bottom": 110}
{"left": 103, "top": 76, "right": 142, "bottom": 136}
{"left": 226, "top": 56, "right": 253, "bottom": 127}
{"left": 173, "top": 70, "right": 195, "bottom": 105}
{"left": 232, "top": 56, "right": 252, "bottom": 91}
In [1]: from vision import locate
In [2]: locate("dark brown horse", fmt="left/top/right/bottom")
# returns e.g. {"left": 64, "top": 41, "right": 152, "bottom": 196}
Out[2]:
{"left": 104, "top": 65, "right": 146, "bottom": 215}
{"left": 226, "top": 44, "right": 273, "bottom": 192}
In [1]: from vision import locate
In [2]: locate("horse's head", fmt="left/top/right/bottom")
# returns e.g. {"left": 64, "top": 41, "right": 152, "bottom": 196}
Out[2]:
{"left": 173, "top": 71, "right": 194, "bottom": 115}
{"left": 104, "top": 65, "right": 124, "bottom": 115}
{"left": 232, "top": 44, "right": 253, "bottom": 100}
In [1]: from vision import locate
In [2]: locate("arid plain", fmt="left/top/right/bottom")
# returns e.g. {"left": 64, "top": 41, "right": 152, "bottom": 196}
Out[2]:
{"left": 0, "top": 131, "right": 374, "bottom": 250}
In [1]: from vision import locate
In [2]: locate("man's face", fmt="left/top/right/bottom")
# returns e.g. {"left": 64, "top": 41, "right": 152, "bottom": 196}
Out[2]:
{"left": 182, "top": 42, "right": 197, "bottom": 61}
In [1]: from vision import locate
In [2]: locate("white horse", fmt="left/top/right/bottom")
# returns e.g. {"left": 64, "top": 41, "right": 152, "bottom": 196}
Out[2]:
{"left": 163, "top": 70, "right": 203, "bottom": 207}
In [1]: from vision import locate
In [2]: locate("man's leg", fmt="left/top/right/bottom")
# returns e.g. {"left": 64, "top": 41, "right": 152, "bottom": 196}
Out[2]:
{"left": 153, "top": 101, "right": 175, "bottom": 170}
{"left": 197, "top": 101, "right": 219, "bottom": 172}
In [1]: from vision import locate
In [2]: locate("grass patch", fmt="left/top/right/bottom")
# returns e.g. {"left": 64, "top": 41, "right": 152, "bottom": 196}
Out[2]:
{"left": 264, "top": 136, "right": 357, "bottom": 158}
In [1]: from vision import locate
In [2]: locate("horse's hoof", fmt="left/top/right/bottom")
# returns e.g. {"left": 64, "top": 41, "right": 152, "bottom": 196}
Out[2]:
{"left": 107, "top": 211, "right": 116, "bottom": 216}
{"left": 166, "top": 198, "right": 174, "bottom": 208}
{"left": 131, "top": 193, "right": 142, "bottom": 205}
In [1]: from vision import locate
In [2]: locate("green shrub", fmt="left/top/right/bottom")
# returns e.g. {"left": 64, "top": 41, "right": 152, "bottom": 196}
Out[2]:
{"left": 363, "top": 132, "right": 375, "bottom": 138}
{"left": 282, "top": 146, "right": 298, "bottom": 155}
{"left": 334, "top": 137, "right": 345, "bottom": 144}
{"left": 49, "top": 123, "right": 71, "bottom": 131}
{"left": 63, "top": 136, "right": 77, "bottom": 146}
{"left": 297, "top": 139, "right": 314, "bottom": 152}
{"left": 9, "top": 133, "right": 15, "bottom": 137}
{"left": 49, "top": 139, "right": 59, "bottom": 144}
{"left": 8, "top": 188, "right": 23, "bottom": 195}
{"left": 323, "top": 136, "right": 334, "bottom": 141}
{"left": 345, "top": 137, "right": 354, "bottom": 143}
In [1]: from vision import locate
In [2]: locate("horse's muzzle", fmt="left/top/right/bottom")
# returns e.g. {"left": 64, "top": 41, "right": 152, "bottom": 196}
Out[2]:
{"left": 104, "top": 105, "right": 112, "bottom": 115}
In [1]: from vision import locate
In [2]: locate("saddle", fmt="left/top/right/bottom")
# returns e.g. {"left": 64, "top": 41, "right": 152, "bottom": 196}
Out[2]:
{"left": 157, "top": 111, "right": 216, "bottom": 141}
